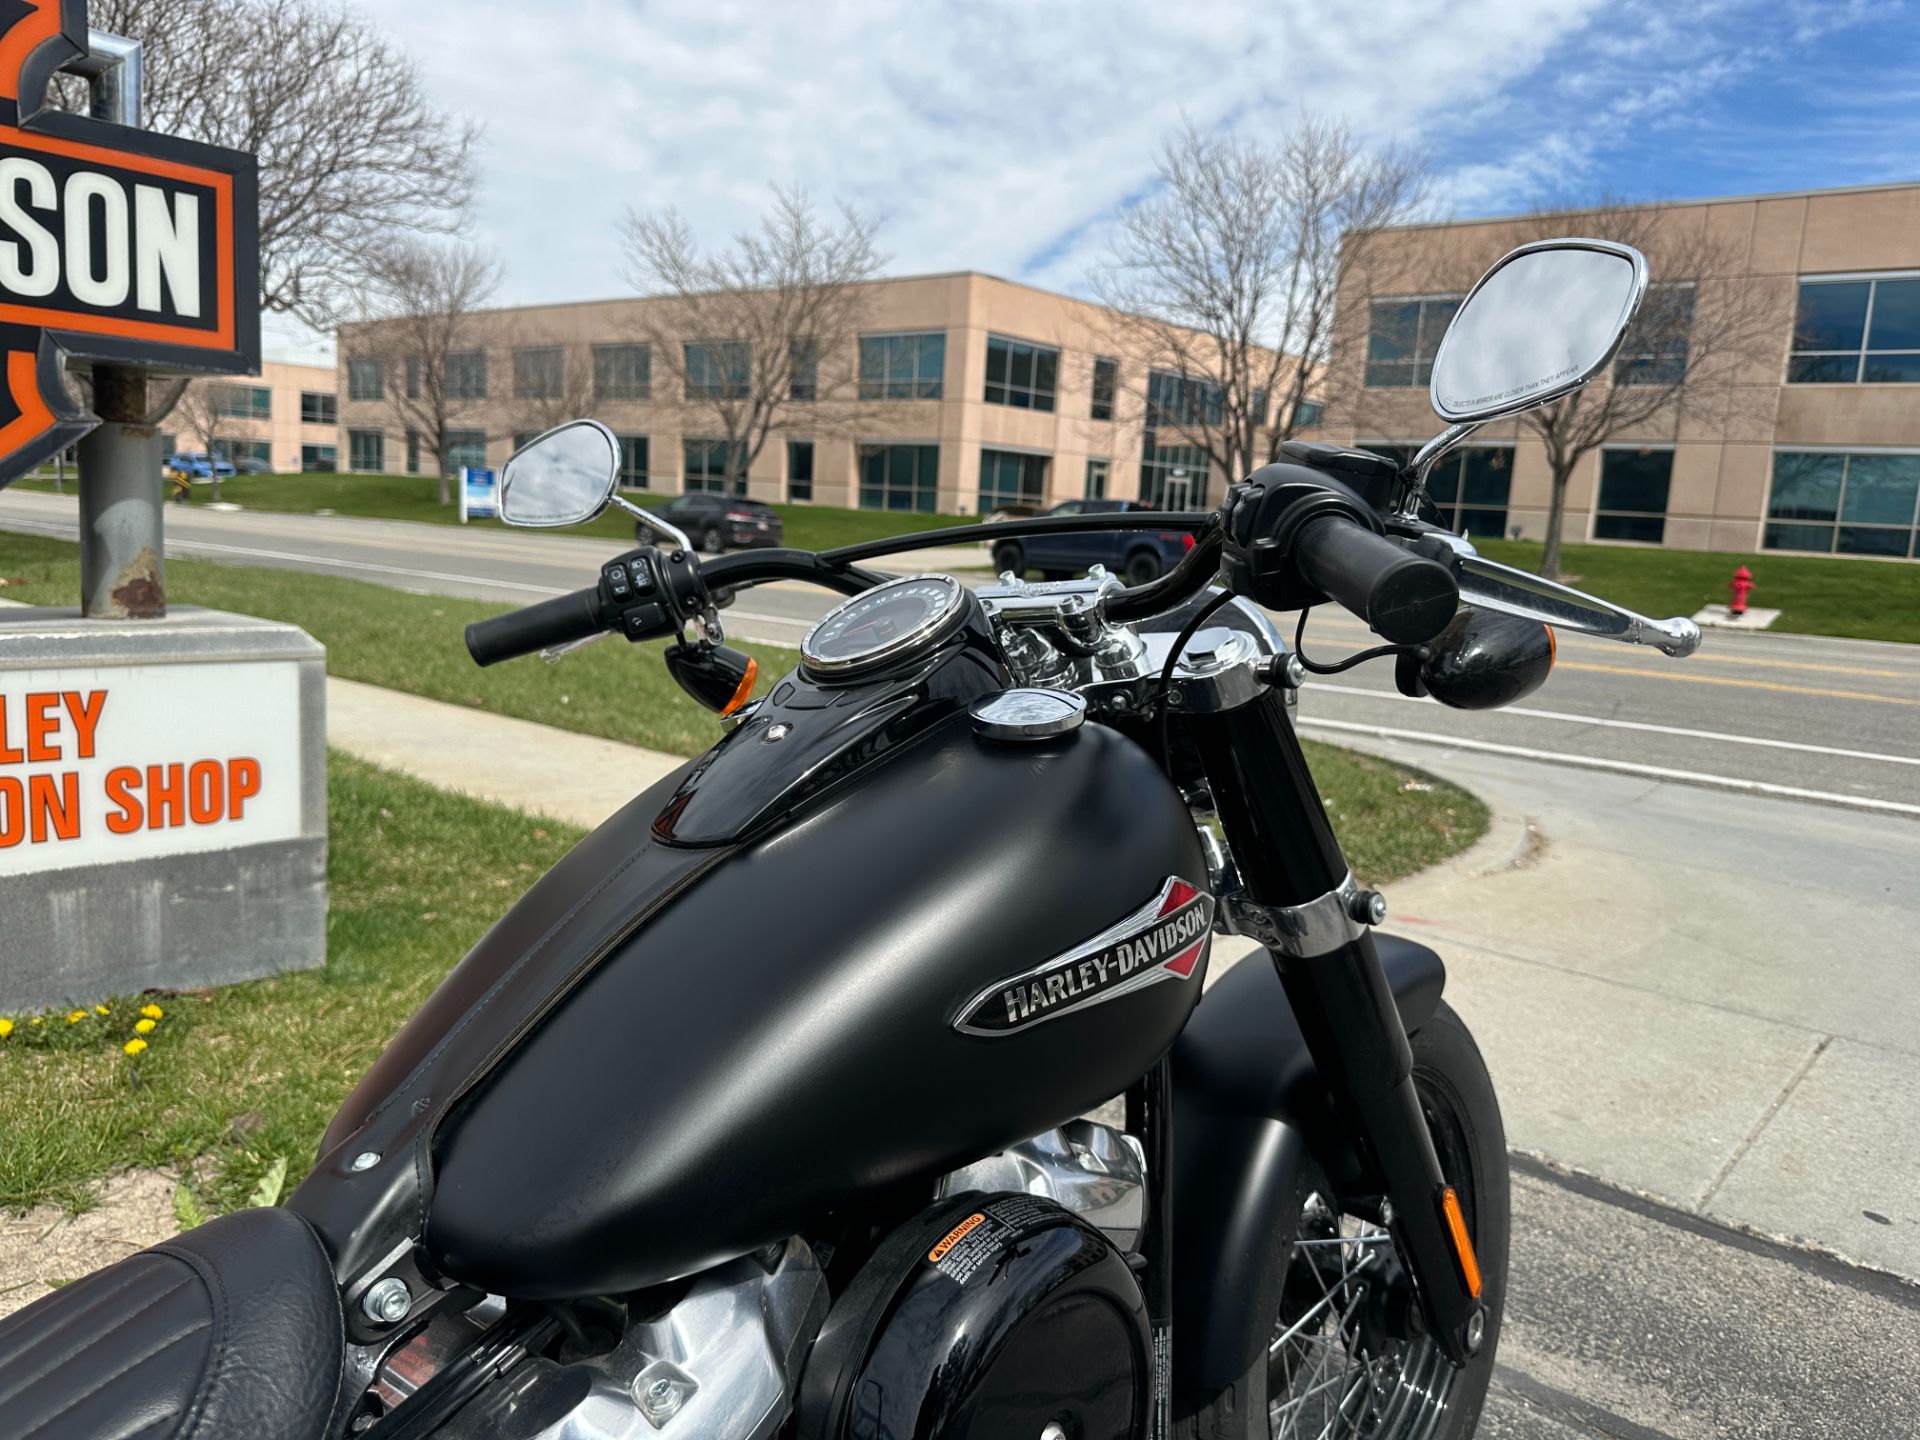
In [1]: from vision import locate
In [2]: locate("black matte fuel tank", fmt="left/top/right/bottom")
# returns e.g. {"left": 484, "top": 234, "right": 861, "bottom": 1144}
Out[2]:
{"left": 423, "top": 710, "right": 1208, "bottom": 1299}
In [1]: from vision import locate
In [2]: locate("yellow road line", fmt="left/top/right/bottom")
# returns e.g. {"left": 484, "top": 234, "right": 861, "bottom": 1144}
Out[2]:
{"left": 1553, "top": 661, "right": 1920, "bottom": 706}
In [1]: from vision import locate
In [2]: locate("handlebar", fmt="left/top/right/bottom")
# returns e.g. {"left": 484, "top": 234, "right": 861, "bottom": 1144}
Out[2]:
{"left": 466, "top": 588, "right": 606, "bottom": 667}
{"left": 1293, "top": 515, "right": 1459, "bottom": 646}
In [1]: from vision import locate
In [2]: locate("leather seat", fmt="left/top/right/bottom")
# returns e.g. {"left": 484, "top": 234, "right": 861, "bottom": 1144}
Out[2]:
{"left": 0, "top": 1205, "right": 345, "bottom": 1440}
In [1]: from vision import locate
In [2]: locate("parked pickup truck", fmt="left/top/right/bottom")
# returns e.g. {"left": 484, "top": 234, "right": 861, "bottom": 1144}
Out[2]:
{"left": 989, "top": 499, "right": 1195, "bottom": 585}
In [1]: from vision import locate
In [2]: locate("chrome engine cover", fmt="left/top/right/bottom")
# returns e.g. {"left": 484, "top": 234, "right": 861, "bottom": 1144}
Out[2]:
{"left": 440, "top": 1237, "right": 827, "bottom": 1440}
{"left": 935, "top": 1118, "right": 1147, "bottom": 1250}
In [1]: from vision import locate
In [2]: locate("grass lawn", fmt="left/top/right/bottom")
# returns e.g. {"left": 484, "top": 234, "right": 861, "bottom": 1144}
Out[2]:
{"left": 1471, "top": 537, "right": 1920, "bottom": 645}
{"left": 14, "top": 471, "right": 979, "bottom": 555}
{"left": 0, "top": 532, "right": 1483, "bottom": 1210}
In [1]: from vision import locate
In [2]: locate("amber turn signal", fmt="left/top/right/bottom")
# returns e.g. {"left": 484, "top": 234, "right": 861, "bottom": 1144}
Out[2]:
{"left": 664, "top": 642, "right": 759, "bottom": 715}
{"left": 1439, "top": 1185, "right": 1483, "bottom": 1299}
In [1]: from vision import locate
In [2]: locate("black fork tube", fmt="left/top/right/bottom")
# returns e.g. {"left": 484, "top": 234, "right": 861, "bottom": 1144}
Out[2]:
{"left": 1191, "top": 690, "right": 1483, "bottom": 1365}
{"left": 1127, "top": 1055, "right": 1174, "bottom": 1440}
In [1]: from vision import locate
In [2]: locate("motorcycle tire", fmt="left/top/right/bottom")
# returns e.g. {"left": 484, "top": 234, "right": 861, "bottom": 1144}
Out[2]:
{"left": 1177, "top": 1000, "right": 1508, "bottom": 1440}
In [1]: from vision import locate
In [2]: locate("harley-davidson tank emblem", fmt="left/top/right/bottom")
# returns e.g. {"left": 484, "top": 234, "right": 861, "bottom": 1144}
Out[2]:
{"left": 953, "top": 876, "right": 1214, "bottom": 1037}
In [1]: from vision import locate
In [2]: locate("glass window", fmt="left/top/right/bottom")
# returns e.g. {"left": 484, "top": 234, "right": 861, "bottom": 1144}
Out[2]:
{"left": 685, "top": 341, "right": 750, "bottom": 400}
{"left": 444, "top": 429, "right": 486, "bottom": 472}
{"left": 406, "top": 355, "right": 421, "bottom": 400}
{"left": 1615, "top": 286, "right": 1694, "bottom": 386}
{"left": 215, "top": 438, "right": 272, "bottom": 467}
{"left": 789, "top": 339, "right": 819, "bottom": 401}
{"left": 1767, "top": 450, "right": 1920, "bottom": 555}
{"left": 1091, "top": 357, "right": 1117, "bottom": 421}
{"left": 979, "top": 449, "right": 1049, "bottom": 512}
{"left": 445, "top": 351, "right": 487, "bottom": 399}
{"left": 1790, "top": 276, "right": 1920, "bottom": 384}
{"left": 1367, "top": 441, "right": 1510, "bottom": 537}
{"left": 348, "top": 429, "right": 385, "bottom": 472}
{"left": 683, "top": 438, "right": 744, "bottom": 495}
{"left": 1293, "top": 399, "right": 1325, "bottom": 429}
{"left": 300, "top": 390, "right": 337, "bottom": 425}
{"left": 859, "top": 332, "right": 944, "bottom": 399}
{"left": 347, "top": 358, "right": 383, "bottom": 401}
{"left": 1085, "top": 457, "right": 1109, "bottom": 499}
{"left": 1595, "top": 448, "right": 1673, "bottom": 543}
{"left": 787, "top": 439, "right": 814, "bottom": 502}
{"left": 1139, "top": 438, "right": 1211, "bottom": 508}
{"left": 406, "top": 431, "right": 420, "bottom": 474}
{"left": 858, "top": 443, "right": 939, "bottom": 512}
{"left": 593, "top": 344, "right": 650, "bottom": 400}
{"left": 983, "top": 335, "right": 1059, "bottom": 411}
{"left": 513, "top": 346, "right": 564, "bottom": 399}
{"left": 210, "top": 383, "right": 271, "bottom": 419}
{"left": 617, "top": 434, "right": 649, "bottom": 490}
{"left": 1365, "top": 297, "right": 1458, "bottom": 387}
{"left": 301, "top": 443, "right": 337, "bottom": 472}
{"left": 1147, "top": 370, "right": 1224, "bottom": 429}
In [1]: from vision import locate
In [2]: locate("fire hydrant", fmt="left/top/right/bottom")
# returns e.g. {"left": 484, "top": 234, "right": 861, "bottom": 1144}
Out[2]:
{"left": 1728, "top": 565, "right": 1755, "bottom": 617}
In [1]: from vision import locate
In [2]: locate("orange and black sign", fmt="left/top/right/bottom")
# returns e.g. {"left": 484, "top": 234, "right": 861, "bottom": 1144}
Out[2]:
{"left": 0, "top": 0, "right": 259, "bottom": 485}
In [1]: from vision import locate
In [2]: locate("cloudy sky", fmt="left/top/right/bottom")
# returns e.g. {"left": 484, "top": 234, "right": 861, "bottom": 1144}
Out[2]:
{"left": 270, "top": 0, "right": 1916, "bottom": 362}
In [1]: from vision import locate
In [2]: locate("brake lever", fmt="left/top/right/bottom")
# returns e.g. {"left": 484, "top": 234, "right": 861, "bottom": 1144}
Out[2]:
{"left": 1402, "top": 530, "right": 1701, "bottom": 658}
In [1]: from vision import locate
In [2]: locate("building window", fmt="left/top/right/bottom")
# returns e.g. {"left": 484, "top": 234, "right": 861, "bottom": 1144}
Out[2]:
{"left": 1790, "top": 275, "right": 1920, "bottom": 384}
{"left": 789, "top": 339, "right": 819, "bottom": 401}
{"left": 787, "top": 439, "right": 814, "bottom": 502}
{"left": 1766, "top": 451, "right": 1920, "bottom": 556}
{"left": 300, "top": 390, "right": 337, "bottom": 425}
{"left": 445, "top": 350, "right": 487, "bottom": 399}
{"left": 593, "top": 343, "right": 650, "bottom": 400}
{"left": 859, "top": 332, "right": 944, "bottom": 399}
{"left": 301, "top": 443, "right": 337, "bottom": 472}
{"left": 211, "top": 383, "right": 270, "bottom": 419}
{"left": 1091, "top": 357, "right": 1117, "bottom": 421}
{"left": 684, "top": 438, "right": 744, "bottom": 495}
{"left": 1140, "top": 439, "right": 1211, "bottom": 508}
{"left": 513, "top": 346, "right": 564, "bottom": 399}
{"left": 1293, "top": 399, "right": 1325, "bottom": 430}
{"left": 685, "top": 341, "right": 750, "bottom": 400}
{"left": 406, "top": 355, "right": 421, "bottom": 399}
{"left": 348, "top": 429, "right": 385, "bottom": 472}
{"left": 983, "top": 335, "right": 1058, "bottom": 411}
{"left": 347, "top": 358, "right": 383, "bottom": 401}
{"left": 615, "top": 434, "right": 649, "bottom": 489}
{"left": 406, "top": 431, "right": 420, "bottom": 474}
{"left": 216, "top": 438, "right": 271, "bottom": 468}
{"left": 1615, "top": 285, "right": 1694, "bottom": 385}
{"left": 1147, "top": 369, "right": 1224, "bottom": 429}
{"left": 1365, "top": 297, "right": 1459, "bottom": 388}
{"left": 1365, "top": 443, "right": 1510, "bottom": 537}
{"left": 1085, "top": 457, "right": 1109, "bottom": 499}
{"left": 979, "top": 449, "right": 1048, "bottom": 513}
{"left": 444, "top": 429, "right": 487, "bottom": 472}
{"left": 1595, "top": 448, "right": 1673, "bottom": 543}
{"left": 858, "top": 443, "right": 939, "bottom": 512}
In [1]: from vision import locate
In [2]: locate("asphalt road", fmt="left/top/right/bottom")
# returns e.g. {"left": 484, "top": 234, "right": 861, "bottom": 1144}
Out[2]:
{"left": 5, "top": 489, "right": 1913, "bottom": 816}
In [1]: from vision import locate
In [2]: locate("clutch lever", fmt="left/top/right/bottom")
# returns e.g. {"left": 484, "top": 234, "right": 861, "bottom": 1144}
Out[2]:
{"left": 1403, "top": 530, "right": 1702, "bottom": 658}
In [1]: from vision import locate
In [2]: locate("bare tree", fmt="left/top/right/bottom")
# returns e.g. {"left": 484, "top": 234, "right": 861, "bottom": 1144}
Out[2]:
{"left": 618, "top": 188, "right": 883, "bottom": 496}
{"left": 351, "top": 240, "right": 502, "bottom": 505}
{"left": 1096, "top": 116, "right": 1427, "bottom": 489}
{"left": 1489, "top": 203, "right": 1781, "bottom": 577}
{"left": 170, "top": 382, "right": 226, "bottom": 501}
{"left": 63, "top": 0, "right": 479, "bottom": 330}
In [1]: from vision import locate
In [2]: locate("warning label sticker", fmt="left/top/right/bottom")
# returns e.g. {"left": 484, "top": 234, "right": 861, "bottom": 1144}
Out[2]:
{"left": 926, "top": 1195, "right": 1061, "bottom": 1285}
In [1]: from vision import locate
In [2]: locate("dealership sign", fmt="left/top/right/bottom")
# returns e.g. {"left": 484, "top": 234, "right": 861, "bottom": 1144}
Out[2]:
{"left": 0, "top": 0, "right": 260, "bottom": 486}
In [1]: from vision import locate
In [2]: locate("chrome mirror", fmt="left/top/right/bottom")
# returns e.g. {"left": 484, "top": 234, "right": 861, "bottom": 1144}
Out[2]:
{"left": 499, "top": 420, "right": 620, "bottom": 528}
{"left": 1428, "top": 238, "right": 1648, "bottom": 423}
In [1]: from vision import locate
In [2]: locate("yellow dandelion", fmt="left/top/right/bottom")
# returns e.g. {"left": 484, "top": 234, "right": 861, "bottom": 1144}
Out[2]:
{"left": 139, "top": 1004, "right": 164, "bottom": 1020}
{"left": 66, "top": 1010, "right": 87, "bottom": 1024}
{"left": 123, "top": 1037, "right": 147, "bottom": 1056}
{"left": 94, "top": 1004, "right": 110, "bottom": 1015}
{"left": 30, "top": 1017, "right": 43, "bottom": 1026}
{"left": 0, "top": 1019, "right": 12, "bottom": 1038}
{"left": 134, "top": 1018, "right": 156, "bottom": 1034}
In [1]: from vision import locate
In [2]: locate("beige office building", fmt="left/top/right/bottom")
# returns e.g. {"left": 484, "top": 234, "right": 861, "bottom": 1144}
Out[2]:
{"left": 333, "top": 273, "right": 1286, "bottom": 515}
{"left": 159, "top": 359, "right": 342, "bottom": 473}
{"left": 1323, "top": 181, "right": 1920, "bottom": 560}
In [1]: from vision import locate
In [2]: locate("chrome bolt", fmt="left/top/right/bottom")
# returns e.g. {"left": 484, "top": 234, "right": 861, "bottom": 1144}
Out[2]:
{"left": 764, "top": 723, "right": 791, "bottom": 742}
{"left": 350, "top": 1151, "right": 380, "bottom": 1172}
{"left": 1284, "top": 654, "right": 1307, "bottom": 688}
{"left": 361, "top": 1277, "right": 412, "bottom": 1325}
{"left": 1380, "top": 1200, "right": 1395, "bottom": 1228}
{"left": 1464, "top": 1307, "right": 1487, "bottom": 1354}
{"left": 634, "top": 1363, "right": 698, "bottom": 1426}
{"left": 1349, "top": 889, "right": 1387, "bottom": 925}
{"left": 649, "top": 1380, "right": 673, "bottom": 1401}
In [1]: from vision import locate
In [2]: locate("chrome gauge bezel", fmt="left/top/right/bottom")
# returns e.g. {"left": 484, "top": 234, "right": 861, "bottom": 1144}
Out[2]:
{"left": 800, "top": 573, "right": 970, "bottom": 678}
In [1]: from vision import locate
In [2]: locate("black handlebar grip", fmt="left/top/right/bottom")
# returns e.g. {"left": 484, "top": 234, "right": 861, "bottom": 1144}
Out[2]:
{"left": 1293, "top": 515, "right": 1459, "bottom": 645}
{"left": 464, "top": 588, "right": 606, "bottom": 667}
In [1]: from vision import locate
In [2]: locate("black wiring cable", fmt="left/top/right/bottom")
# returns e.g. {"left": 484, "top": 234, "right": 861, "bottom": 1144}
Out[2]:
{"left": 1156, "top": 589, "right": 1237, "bottom": 775}
{"left": 1292, "top": 608, "right": 1429, "bottom": 676}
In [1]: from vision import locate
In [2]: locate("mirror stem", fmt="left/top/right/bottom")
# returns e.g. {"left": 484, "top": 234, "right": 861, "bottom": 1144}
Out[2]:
{"left": 1399, "top": 421, "right": 1484, "bottom": 517}
{"left": 609, "top": 493, "right": 694, "bottom": 554}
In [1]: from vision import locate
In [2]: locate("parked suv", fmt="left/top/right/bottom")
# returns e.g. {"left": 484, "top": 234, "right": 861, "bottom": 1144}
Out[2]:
{"left": 990, "top": 499, "right": 1195, "bottom": 585}
{"left": 648, "top": 493, "right": 784, "bottom": 553}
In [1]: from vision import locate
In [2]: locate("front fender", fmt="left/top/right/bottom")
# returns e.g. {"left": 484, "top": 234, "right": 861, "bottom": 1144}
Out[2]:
{"left": 1169, "top": 934, "right": 1445, "bottom": 1394}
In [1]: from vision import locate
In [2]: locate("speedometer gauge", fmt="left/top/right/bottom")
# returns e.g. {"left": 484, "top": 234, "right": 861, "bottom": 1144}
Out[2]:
{"left": 801, "top": 574, "right": 969, "bottom": 677}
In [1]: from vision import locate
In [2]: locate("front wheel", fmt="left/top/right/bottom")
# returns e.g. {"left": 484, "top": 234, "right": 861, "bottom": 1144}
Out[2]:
{"left": 699, "top": 525, "right": 725, "bottom": 555}
{"left": 991, "top": 540, "right": 1025, "bottom": 577}
{"left": 1184, "top": 1001, "right": 1509, "bottom": 1440}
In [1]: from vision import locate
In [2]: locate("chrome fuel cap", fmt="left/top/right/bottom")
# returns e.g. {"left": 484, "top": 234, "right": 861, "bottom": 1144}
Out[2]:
{"left": 970, "top": 688, "right": 1087, "bottom": 743}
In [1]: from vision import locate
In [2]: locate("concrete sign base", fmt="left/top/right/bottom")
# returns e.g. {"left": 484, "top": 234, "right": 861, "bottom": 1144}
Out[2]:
{"left": 0, "top": 606, "right": 326, "bottom": 1012}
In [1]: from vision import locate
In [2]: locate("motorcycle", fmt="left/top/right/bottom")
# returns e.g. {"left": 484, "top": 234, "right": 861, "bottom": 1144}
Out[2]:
{"left": 0, "top": 238, "right": 1701, "bottom": 1440}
